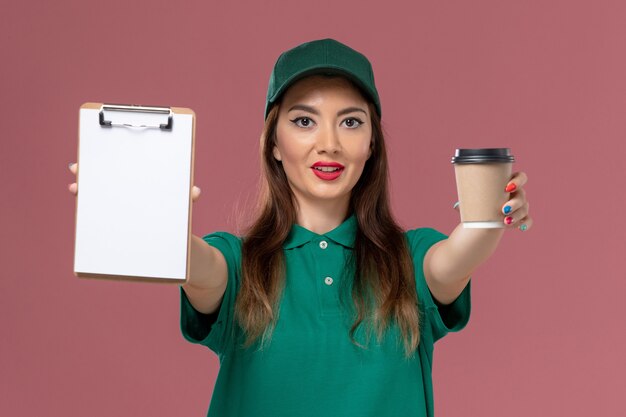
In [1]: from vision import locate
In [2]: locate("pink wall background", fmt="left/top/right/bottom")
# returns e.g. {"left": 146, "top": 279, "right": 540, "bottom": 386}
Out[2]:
{"left": 2, "top": 0, "right": 624, "bottom": 416}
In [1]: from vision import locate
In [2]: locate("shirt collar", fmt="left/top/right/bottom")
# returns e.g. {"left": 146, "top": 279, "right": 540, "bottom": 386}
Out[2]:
{"left": 283, "top": 213, "right": 357, "bottom": 250}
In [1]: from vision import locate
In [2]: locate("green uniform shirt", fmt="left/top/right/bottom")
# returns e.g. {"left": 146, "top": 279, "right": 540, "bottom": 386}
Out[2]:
{"left": 180, "top": 213, "right": 471, "bottom": 417}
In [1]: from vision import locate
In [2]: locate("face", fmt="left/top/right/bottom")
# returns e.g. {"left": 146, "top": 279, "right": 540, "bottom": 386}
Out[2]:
{"left": 272, "top": 75, "right": 373, "bottom": 211}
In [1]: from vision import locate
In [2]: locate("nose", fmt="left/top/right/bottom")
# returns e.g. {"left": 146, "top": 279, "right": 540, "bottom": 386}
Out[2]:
{"left": 315, "top": 125, "right": 341, "bottom": 154}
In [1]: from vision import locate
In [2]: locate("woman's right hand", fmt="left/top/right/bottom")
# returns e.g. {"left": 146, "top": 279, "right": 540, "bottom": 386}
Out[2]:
{"left": 67, "top": 162, "right": 202, "bottom": 202}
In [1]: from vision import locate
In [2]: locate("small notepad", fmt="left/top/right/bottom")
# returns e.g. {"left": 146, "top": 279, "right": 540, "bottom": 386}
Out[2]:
{"left": 73, "top": 103, "right": 196, "bottom": 283}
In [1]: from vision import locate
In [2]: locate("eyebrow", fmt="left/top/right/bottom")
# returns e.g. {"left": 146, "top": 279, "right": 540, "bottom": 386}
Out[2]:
{"left": 288, "top": 104, "right": 367, "bottom": 117}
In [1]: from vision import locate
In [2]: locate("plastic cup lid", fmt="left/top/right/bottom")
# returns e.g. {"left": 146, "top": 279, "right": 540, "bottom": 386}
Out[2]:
{"left": 451, "top": 148, "right": 515, "bottom": 164}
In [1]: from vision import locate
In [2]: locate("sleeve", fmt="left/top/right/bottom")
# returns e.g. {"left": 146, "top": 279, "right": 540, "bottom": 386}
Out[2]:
{"left": 179, "top": 231, "right": 242, "bottom": 355}
{"left": 405, "top": 227, "right": 471, "bottom": 344}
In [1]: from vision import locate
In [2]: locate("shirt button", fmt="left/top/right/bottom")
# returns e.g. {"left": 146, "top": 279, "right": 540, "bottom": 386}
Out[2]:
{"left": 319, "top": 240, "right": 328, "bottom": 249}
{"left": 324, "top": 277, "right": 333, "bottom": 285}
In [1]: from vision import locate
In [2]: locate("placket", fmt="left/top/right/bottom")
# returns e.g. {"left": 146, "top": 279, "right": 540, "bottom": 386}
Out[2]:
{"left": 310, "top": 235, "right": 347, "bottom": 318}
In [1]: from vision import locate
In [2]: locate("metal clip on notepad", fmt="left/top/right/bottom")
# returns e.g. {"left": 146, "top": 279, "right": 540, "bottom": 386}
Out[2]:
{"left": 98, "top": 103, "right": 174, "bottom": 130}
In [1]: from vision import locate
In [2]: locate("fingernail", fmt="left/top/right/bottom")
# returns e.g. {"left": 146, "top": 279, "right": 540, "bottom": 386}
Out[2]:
{"left": 505, "top": 216, "right": 513, "bottom": 225}
{"left": 505, "top": 183, "right": 516, "bottom": 192}
{"left": 503, "top": 205, "right": 512, "bottom": 214}
{"left": 520, "top": 224, "right": 528, "bottom": 232}
{"left": 68, "top": 162, "right": 74, "bottom": 169}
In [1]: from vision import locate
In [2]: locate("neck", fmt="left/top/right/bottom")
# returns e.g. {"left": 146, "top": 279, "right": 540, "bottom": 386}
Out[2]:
{"left": 295, "top": 198, "right": 351, "bottom": 235}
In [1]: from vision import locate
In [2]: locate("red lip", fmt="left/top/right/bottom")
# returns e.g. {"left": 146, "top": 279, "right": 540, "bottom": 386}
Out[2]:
{"left": 311, "top": 161, "right": 345, "bottom": 168}
{"left": 311, "top": 167, "right": 343, "bottom": 180}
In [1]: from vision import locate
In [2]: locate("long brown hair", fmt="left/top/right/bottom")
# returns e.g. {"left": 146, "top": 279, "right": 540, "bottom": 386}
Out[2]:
{"left": 235, "top": 75, "right": 420, "bottom": 359}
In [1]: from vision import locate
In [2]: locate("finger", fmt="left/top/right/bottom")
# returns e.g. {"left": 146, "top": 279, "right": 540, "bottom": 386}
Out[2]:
{"left": 501, "top": 188, "right": 527, "bottom": 215}
{"left": 505, "top": 171, "right": 528, "bottom": 193}
{"left": 517, "top": 214, "right": 533, "bottom": 232}
{"left": 191, "top": 186, "right": 201, "bottom": 202}
{"left": 69, "top": 162, "right": 77, "bottom": 175}
{"left": 504, "top": 201, "right": 530, "bottom": 228}
{"left": 68, "top": 182, "right": 77, "bottom": 195}
{"left": 453, "top": 201, "right": 460, "bottom": 211}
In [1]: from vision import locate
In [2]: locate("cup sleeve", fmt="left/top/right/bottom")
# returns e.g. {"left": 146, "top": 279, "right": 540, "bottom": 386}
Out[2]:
{"left": 406, "top": 227, "right": 472, "bottom": 344}
{"left": 179, "top": 231, "right": 242, "bottom": 355}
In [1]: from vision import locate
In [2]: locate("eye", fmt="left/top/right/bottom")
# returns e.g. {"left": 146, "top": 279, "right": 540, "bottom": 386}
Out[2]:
{"left": 290, "top": 117, "right": 314, "bottom": 128}
{"left": 343, "top": 117, "right": 364, "bottom": 128}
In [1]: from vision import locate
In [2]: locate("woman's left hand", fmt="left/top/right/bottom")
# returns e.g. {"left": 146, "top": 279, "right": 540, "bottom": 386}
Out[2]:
{"left": 501, "top": 171, "right": 533, "bottom": 232}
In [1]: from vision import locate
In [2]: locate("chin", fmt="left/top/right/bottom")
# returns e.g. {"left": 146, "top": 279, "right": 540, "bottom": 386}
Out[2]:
{"left": 309, "top": 190, "right": 350, "bottom": 201}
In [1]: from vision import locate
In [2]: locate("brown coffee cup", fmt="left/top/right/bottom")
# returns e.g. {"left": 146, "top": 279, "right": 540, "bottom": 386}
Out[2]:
{"left": 451, "top": 148, "right": 515, "bottom": 228}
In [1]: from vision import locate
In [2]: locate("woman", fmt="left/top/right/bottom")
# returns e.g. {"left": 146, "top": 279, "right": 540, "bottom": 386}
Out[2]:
{"left": 68, "top": 38, "right": 532, "bottom": 417}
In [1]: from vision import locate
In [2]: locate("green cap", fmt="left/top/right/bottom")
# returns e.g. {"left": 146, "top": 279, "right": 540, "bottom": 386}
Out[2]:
{"left": 264, "top": 38, "right": 382, "bottom": 120}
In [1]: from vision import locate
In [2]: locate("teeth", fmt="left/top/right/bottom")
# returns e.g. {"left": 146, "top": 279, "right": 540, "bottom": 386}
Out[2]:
{"left": 315, "top": 167, "right": 341, "bottom": 172}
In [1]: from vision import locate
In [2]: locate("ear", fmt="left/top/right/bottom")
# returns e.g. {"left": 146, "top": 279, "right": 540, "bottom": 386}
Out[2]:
{"left": 272, "top": 145, "right": 282, "bottom": 162}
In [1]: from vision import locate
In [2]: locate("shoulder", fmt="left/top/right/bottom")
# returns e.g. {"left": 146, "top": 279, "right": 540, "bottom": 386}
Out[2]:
{"left": 201, "top": 231, "right": 243, "bottom": 248}
{"left": 402, "top": 227, "right": 450, "bottom": 280}
{"left": 201, "top": 231, "right": 244, "bottom": 270}
{"left": 403, "top": 227, "right": 450, "bottom": 309}
{"left": 403, "top": 227, "right": 449, "bottom": 254}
